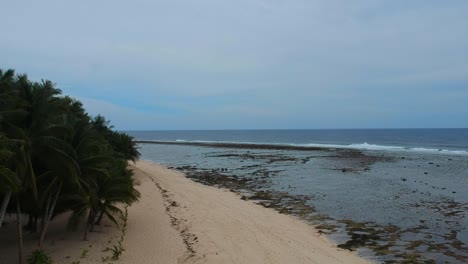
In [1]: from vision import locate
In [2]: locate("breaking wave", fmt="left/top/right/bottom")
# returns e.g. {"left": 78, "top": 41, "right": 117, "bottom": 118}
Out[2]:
{"left": 137, "top": 140, "right": 468, "bottom": 156}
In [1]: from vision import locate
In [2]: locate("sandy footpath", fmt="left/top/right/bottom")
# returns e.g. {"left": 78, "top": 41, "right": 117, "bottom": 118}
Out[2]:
{"left": 0, "top": 160, "right": 370, "bottom": 264}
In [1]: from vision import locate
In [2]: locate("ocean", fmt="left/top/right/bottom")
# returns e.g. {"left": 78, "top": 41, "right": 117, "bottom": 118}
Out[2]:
{"left": 127, "top": 129, "right": 468, "bottom": 263}
{"left": 127, "top": 128, "right": 468, "bottom": 155}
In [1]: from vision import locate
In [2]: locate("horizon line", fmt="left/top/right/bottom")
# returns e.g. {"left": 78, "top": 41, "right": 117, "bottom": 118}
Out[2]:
{"left": 120, "top": 127, "right": 468, "bottom": 131}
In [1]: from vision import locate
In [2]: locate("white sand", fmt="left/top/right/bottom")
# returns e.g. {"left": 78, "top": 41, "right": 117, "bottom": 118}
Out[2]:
{"left": 0, "top": 160, "right": 371, "bottom": 264}
{"left": 130, "top": 160, "right": 370, "bottom": 264}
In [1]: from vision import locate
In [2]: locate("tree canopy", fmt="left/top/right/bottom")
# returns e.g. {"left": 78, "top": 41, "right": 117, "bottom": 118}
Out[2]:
{"left": 0, "top": 68, "right": 140, "bottom": 263}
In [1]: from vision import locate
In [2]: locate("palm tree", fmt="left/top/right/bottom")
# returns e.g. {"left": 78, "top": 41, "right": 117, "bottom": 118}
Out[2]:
{"left": 91, "top": 116, "right": 140, "bottom": 162}
{"left": 95, "top": 161, "right": 140, "bottom": 226}
{"left": 107, "top": 132, "right": 140, "bottom": 162}
{"left": 1, "top": 68, "right": 140, "bottom": 262}
{"left": 0, "top": 134, "right": 20, "bottom": 228}
{"left": 61, "top": 119, "right": 113, "bottom": 240}
{"left": 0, "top": 69, "right": 19, "bottom": 230}
{"left": 65, "top": 118, "right": 140, "bottom": 240}
{"left": 31, "top": 95, "right": 87, "bottom": 247}
{"left": 1, "top": 72, "right": 77, "bottom": 261}
{"left": 0, "top": 69, "right": 22, "bottom": 229}
{"left": 36, "top": 140, "right": 81, "bottom": 248}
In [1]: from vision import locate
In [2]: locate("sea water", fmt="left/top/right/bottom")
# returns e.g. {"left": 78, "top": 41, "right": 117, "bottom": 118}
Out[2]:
{"left": 128, "top": 128, "right": 468, "bottom": 155}
{"left": 127, "top": 129, "right": 468, "bottom": 263}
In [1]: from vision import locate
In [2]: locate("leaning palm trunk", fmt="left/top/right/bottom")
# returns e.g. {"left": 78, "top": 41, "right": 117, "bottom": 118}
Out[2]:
{"left": 0, "top": 191, "right": 12, "bottom": 228}
{"left": 90, "top": 218, "right": 96, "bottom": 232}
{"left": 90, "top": 210, "right": 97, "bottom": 232}
{"left": 39, "top": 182, "right": 62, "bottom": 249}
{"left": 16, "top": 198, "right": 23, "bottom": 264}
{"left": 40, "top": 195, "right": 51, "bottom": 232}
{"left": 96, "top": 209, "right": 105, "bottom": 225}
{"left": 83, "top": 209, "right": 93, "bottom": 241}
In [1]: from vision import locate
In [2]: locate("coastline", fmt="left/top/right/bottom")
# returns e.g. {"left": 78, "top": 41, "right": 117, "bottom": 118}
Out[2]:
{"left": 0, "top": 160, "right": 370, "bottom": 264}
{"left": 136, "top": 141, "right": 468, "bottom": 263}
{"left": 134, "top": 137, "right": 468, "bottom": 156}
{"left": 130, "top": 160, "right": 370, "bottom": 264}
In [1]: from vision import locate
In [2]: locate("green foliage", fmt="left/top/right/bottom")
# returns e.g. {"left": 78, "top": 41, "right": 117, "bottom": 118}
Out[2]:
{"left": 0, "top": 68, "right": 141, "bottom": 261}
{"left": 27, "top": 250, "right": 53, "bottom": 264}
{"left": 0, "top": 134, "right": 19, "bottom": 192}
{"left": 80, "top": 248, "right": 89, "bottom": 259}
{"left": 102, "top": 242, "right": 125, "bottom": 261}
{"left": 102, "top": 206, "right": 129, "bottom": 261}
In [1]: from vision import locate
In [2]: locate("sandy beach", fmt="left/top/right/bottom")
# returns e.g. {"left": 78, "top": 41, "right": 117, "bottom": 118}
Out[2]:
{"left": 1, "top": 160, "right": 370, "bottom": 264}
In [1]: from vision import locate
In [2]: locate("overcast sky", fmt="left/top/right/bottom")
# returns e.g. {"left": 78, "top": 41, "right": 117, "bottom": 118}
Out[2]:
{"left": 2, "top": 0, "right": 467, "bottom": 130}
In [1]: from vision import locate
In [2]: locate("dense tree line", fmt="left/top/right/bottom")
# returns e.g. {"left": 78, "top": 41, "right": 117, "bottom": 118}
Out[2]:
{"left": 0, "top": 69, "right": 140, "bottom": 263}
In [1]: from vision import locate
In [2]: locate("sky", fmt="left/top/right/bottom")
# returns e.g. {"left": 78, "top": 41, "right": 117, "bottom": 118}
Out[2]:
{"left": 1, "top": 0, "right": 468, "bottom": 130}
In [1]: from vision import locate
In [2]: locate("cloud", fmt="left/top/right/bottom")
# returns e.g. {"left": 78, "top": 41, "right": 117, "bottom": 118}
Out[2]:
{"left": 1, "top": 0, "right": 467, "bottom": 129}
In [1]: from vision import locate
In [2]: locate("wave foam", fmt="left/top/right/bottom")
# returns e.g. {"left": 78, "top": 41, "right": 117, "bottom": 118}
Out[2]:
{"left": 139, "top": 139, "right": 468, "bottom": 156}
{"left": 306, "top": 142, "right": 467, "bottom": 155}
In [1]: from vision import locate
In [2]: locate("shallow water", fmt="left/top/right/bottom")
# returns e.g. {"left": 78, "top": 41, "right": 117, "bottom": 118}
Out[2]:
{"left": 138, "top": 142, "right": 468, "bottom": 263}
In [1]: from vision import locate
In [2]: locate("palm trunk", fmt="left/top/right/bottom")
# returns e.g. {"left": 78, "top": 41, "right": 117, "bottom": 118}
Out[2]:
{"left": 0, "top": 191, "right": 12, "bottom": 228}
{"left": 96, "top": 209, "right": 105, "bottom": 225}
{"left": 83, "top": 209, "right": 93, "bottom": 241}
{"left": 24, "top": 214, "right": 33, "bottom": 230}
{"left": 89, "top": 208, "right": 97, "bottom": 232}
{"left": 16, "top": 198, "right": 23, "bottom": 264}
{"left": 40, "top": 195, "right": 51, "bottom": 232}
{"left": 33, "top": 216, "right": 38, "bottom": 233}
{"left": 26, "top": 215, "right": 33, "bottom": 231}
{"left": 90, "top": 213, "right": 96, "bottom": 232}
{"left": 83, "top": 223, "right": 89, "bottom": 241}
{"left": 39, "top": 182, "right": 62, "bottom": 249}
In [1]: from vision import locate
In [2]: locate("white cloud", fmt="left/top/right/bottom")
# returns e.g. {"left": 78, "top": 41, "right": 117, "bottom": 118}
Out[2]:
{"left": 1, "top": 0, "right": 467, "bottom": 128}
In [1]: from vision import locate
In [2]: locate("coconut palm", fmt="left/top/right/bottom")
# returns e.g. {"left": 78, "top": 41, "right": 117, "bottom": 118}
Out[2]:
{"left": 94, "top": 162, "right": 140, "bottom": 226}
{"left": 63, "top": 117, "right": 140, "bottom": 240}
{"left": 1, "top": 72, "right": 80, "bottom": 261}
{"left": 1, "top": 68, "right": 140, "bottom": 262}
{"left": 91, "top": 116, "right": 140, "bottom": 162}
{"left": 0, "top": 134, "right": 20, "bottom": 228}
{"left": 0, "top": 70, "right": 22, "bottom": 229}
{"left": 59, "top": 118, "right": 113, "bottom": 240}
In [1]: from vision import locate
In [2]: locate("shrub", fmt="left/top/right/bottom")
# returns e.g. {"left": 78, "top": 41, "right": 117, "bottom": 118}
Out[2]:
{"left": 27, "top": 250, "right": 53, "bottom": 264}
